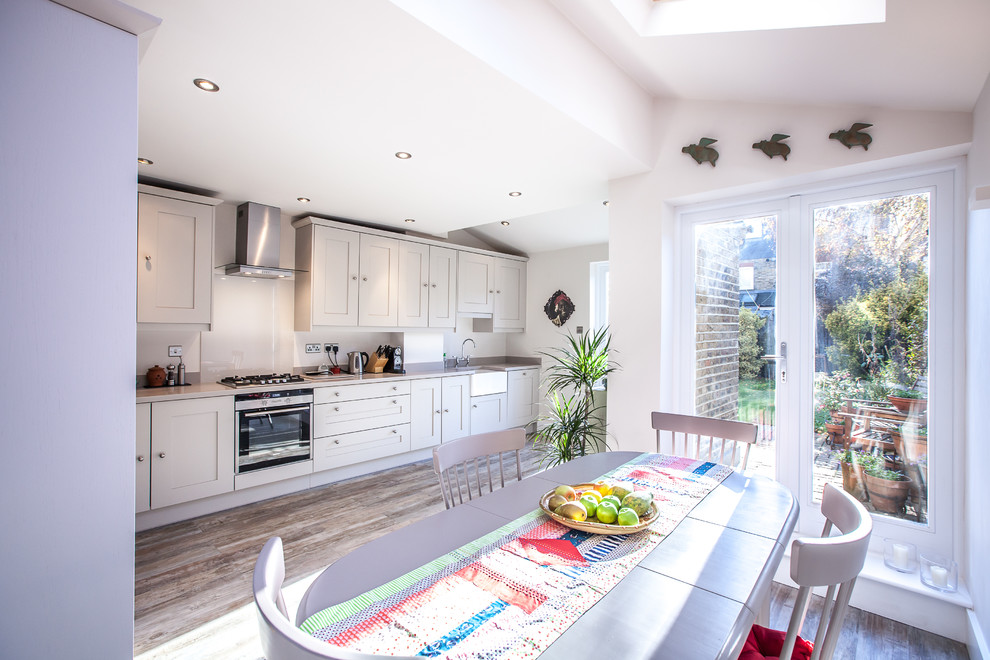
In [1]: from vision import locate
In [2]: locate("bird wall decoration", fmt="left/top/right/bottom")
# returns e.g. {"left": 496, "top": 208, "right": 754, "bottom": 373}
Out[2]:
{"left": 753, "top": 134, "right": 791, "bottom": 160}
{"left": 682, "top": 138, "right": 719, "bottom": 166}
{"left": 829, "top": 123, "right": 873, "bottom": 150}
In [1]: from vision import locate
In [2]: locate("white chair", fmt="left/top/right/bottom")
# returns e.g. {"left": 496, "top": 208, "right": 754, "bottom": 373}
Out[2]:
{"left": 770, "top": 483, "right": 873, "bottom": 660}
{"left": 651, "top": 411, "right": 758, "bottom": 470}
{"left": 253, "top": 537, "right": 417, "bottom": 660}
{"left": 432, "top": 427, "right": 526, "bottom": 509}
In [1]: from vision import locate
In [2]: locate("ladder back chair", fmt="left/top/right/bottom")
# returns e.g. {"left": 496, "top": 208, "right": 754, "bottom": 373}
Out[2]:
{"left": 432, "top": 427, "right": 527, "bottom": 509}
{"left": 651, "top": 411, "right": 758, "bottom": 470}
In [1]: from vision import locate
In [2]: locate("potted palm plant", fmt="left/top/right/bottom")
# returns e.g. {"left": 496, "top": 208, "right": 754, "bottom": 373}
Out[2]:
{"left": 534, "top": 326, "right": 618, "bottom": 467}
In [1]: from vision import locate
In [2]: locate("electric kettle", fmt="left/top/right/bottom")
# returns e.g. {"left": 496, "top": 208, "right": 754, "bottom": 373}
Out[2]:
{"left": 347, "top": 351, "right": 369, "bottom": 374}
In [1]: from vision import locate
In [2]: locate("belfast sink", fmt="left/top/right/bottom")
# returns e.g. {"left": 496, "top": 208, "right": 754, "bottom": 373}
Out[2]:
{"left": 469, "top": 369, "right": 507, "bottom": 396}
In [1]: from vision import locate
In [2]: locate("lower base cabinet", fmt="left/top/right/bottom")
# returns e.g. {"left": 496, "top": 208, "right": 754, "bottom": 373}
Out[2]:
{"left": 507, "top": 368, "right": 539, "bottom": 429}
{"left": 136, "top": 403, "right": 151, "bottom": 513}
{"left": 470, "top": 393, "right": 508, "bottom": 435}
{"left": 410, "top": 375, "right": 471, "bottom": 450}
{"left": 150, "top": 396, "right": 234, "bottom": 509}
{"left": 314, "top": 424, "right": 411, "bottom": 470}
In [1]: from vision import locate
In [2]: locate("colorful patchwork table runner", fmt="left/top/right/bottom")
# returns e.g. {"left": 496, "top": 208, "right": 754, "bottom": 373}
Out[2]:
{"left": 300, "top": 454, "right": 732, "bottom": 659}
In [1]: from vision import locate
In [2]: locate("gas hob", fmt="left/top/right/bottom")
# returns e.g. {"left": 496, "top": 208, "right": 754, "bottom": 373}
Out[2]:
{"left": 218, "top": 373, "right": 305, "bottom": 388}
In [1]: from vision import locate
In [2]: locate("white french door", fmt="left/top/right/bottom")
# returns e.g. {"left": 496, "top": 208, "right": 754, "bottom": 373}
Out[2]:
{"left": 674, "top": 162, "right": 962, "bottom": 558}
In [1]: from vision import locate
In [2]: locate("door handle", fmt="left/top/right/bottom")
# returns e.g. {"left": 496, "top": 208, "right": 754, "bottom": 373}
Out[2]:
{"left": 761, "top": 341, "right": 787, "bottom": 383}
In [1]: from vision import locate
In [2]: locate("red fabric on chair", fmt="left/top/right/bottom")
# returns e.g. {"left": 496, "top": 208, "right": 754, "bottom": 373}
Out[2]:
{"left": 738, "top": 624, "right": 814, "bottom": 660}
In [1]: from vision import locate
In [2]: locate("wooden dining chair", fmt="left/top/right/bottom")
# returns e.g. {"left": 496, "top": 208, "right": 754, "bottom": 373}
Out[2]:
{"left": 651, "top": 411, "right": 758, "bottom": 470}
{"left": 742, "top": 483, "right": 873, "bottom": 660}
{"left": 253, "top": 537, "right": 418, "bottom": 660}
{"left": 432, "top": 427, "right": 526, "bottom": 509}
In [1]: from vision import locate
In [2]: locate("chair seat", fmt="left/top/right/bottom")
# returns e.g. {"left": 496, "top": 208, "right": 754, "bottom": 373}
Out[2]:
{"left": 739, "top": 624, "right": 813, "bottom": 660}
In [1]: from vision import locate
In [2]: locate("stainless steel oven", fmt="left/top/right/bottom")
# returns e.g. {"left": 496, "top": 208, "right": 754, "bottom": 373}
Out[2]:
{"left": 235, "top": 388, "right": 313, "bottom": 473}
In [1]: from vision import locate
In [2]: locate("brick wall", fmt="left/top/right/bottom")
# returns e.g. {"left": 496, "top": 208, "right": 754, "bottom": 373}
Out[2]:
{"left": 695, "top": 225, "right": 746, "bottom": 420}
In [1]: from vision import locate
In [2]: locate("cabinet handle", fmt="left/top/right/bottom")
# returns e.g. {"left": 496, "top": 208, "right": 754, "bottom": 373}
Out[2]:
{"left": 137, "top": 455, "right": 145, "bottom": 462}
{"left": 334, "top": 391, "right": 340, "bottom": 397}
{"left": 423, "top": 283, "right": 429, "bottom": 288}
{"left": 392, "top": 386, "right": 398, "bottom": 390}
{"left": 496, "top": 290, "right": 501, "bottom": 294}
{"left": 351, "top": 275, "right": 357, "bottom": 281}
{"left": 334, "top": 406, "right": 340, "bottom": 411}
{"left": 334, "top": 439, "right": 340, "bottom": 445}
{"left": 431, "top": 283, "right": 437, "bottom": 288}
{"left": 392, "top": 400, "right": 397, "bottom": 404}
{"left": 489, "top": 290, "right": 494, "bottom": 294}
{"left": 472, "top": 404, "right": 478, "bottom": 409}
{"left": 158, "top": 452, "right": 166, "bottom": 458}
{"left": 362, "top": 276, "right": 368, "bottom": 282}
{"left": 392, "top": 429, "right": 398, "bottom": 434}
{"left": 435, "top": 409, "right": 441, "bottom": 414}
{"left": 145, "top": 255, "right": 151, "bottom": 262}
{"left": 443, "top": 408, "right": 449, "bottom": 413}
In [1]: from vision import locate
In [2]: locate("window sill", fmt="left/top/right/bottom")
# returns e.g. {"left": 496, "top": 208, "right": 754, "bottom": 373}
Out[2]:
{"left": 857, "top": 550, "right": 973, "bottom": 609}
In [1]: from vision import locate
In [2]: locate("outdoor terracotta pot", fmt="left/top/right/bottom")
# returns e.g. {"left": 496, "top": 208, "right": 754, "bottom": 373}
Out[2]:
{"left": 840, "top": 461, "right": 867, "bottom": 501}
{"left": 864, "top": 473, "right": 911, "bottom": 514}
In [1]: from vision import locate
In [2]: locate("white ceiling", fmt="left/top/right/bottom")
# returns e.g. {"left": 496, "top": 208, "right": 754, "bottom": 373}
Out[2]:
{"left": 126, "top": 0, "right": 990, "bottom": 255}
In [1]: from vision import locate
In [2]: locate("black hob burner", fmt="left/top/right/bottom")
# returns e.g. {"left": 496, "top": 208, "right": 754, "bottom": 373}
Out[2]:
{"left": 219, "top": 373, "right": 305, "bottom": 388}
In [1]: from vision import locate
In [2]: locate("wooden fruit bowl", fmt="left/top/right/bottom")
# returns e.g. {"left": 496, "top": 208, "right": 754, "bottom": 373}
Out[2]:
{"left": 539, "top": 483, "right": 659, "bottom": 535}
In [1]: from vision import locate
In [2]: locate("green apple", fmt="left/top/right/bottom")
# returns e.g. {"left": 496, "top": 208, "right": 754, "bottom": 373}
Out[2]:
{"left": 617, "top": 507, "right": 640, "bottom": 526}
{"left": 579, "top": 494, "right": 598, "bottom": 517}
{"left": 595, "top": 501, "right": 618, "bottom": 524}
{"left": 601, "top": 495, "right": 622, "bottom": 510}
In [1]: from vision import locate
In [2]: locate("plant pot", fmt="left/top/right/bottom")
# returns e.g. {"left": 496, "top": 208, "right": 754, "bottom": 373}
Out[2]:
{"left": 825, "top": 422, "right": 845, "bottom": 447}
{"left": 840, "top": 461, "right": 866, "bottom": 501}
{"left": 891, "top": 430, "right": 928, "bottom": 463}
{"left": 864, "top": 473, "right": 912, "bottom": 515}
{"left": 888, "top": 395, "right": 928, "bottom": 415}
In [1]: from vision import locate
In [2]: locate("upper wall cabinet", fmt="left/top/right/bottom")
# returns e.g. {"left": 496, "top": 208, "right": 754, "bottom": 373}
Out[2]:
{"left": 137, "top": 186, "right": 220, "bottom": 324}
{"left": 428, "top": 246, "right": 457, "bottom": 328}
{"left": 457, "top": 252, "right": 496, "bottom": 315}
{"left": 396, "top": 243, "right": 458, "bottom": 329}
{"left": 358, "top": 234, "right": 400, "bottom": 327}
{"left": 493, "top": 257, "right": 527, "bottom": 330}
{"left": 295, "top": 224, "right": 360, "bottom": 330}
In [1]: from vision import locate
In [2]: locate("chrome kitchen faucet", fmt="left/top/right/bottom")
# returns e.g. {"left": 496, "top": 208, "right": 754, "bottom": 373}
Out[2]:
{"left": 459, "top": 338, "right": 476, "bottom": 367}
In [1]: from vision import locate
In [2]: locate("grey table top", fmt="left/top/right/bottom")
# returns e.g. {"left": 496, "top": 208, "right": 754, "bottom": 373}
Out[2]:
{"left": 296, "top": 451, "right": 798, "bottom": 659}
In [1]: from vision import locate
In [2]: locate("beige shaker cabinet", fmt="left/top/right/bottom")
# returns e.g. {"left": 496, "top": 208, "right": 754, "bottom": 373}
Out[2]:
{"left": 506, "top": 367, "right": 539, "bottom": 429}
{"left": 136, "top": 186, "right": 220, "bottom": 324}
{"left": 470, "top": 393, "right": 508, "bottom": 435}
{"left": 136, "top": 403, "right": 151, "bottom": 514}
{"left": 295, "top": 224, "right": 361, "bottom": 330}
{"left": 150, "top": 396, "right": 234, "bottom": 509}
{"left": 493, "top": 258, "right": 527, "bottom": 330}
{"left": 456, "top": 252, "right": 496, "bottom": 314}
{"left": 397, "top": 241, "right": 430, "bottom": 328}
{"left": 313, "top": 381, "right": 412, "bottom": 470}
{"left": 358, "top": 234, "right": 400, "bottom": 327}
{"left": 441, "top": 375, "right": 472, "bottom": 442}
{"left": 410, "top": 375, "right": 472, "bottom": 450}
{"left": 428, "top": 246, "right": 458, "bottom": 328}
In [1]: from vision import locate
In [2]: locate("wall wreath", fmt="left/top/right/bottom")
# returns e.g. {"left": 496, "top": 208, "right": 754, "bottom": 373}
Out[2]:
{"left": 544, "top": 290, "right": 575, "bottom": 327}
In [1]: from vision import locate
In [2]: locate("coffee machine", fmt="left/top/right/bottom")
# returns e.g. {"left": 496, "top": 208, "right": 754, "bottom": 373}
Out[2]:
{"left": 388, "top": 346, "right": 404, "bottom": 374}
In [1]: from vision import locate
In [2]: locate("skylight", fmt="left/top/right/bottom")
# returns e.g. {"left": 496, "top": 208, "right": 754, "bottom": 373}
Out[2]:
{"left": 615, "top": 0, "right": 885, "bottom": 36}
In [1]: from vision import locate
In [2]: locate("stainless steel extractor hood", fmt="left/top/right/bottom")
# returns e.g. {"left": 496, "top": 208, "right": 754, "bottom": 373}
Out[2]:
{"left": 225, "top": 202, "right": 293, "bottom": 279}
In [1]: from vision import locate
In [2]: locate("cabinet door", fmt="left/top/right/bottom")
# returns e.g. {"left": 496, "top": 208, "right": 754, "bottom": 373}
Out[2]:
{"left": 507, "top": 368, "right": 539, "bottom": 429}
{"left": 410, "top": 378, "right": 442, "bottom": 450}
{"left": 456, "top": 252, "right": 495, "bottom": 314}
{"left": 137, "top": 193, "right": 214, "bottom": 323}
{"left": 312, "top": 226, "right": 360, "bottom": 326}
{"left": 397, "top": 241, "right": 430, "bottom": 328}
{"left": 136, "top": 403, "right": 151, "bottom": 514}
{"left": 441, "top": 375, "right": 471, "bottom": 442}
{"left": 151, "top": 397, "right": 234, "bottom": 509}
{"left": 494, "top": 258, "right": 527, "bottom": 330}
{"left": 470, "top": 393, "right": 507, "bottom": 435}
{"left": 358, "top": 234, "right": 400, "bottom": 326}
{"left": 429, "top": 246, "right": 457, "bottom": 328}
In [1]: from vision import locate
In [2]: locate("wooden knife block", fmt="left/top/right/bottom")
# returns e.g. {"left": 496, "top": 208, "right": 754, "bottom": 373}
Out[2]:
{"left": 368, "top": 354, "right": 388, "bottom": 373}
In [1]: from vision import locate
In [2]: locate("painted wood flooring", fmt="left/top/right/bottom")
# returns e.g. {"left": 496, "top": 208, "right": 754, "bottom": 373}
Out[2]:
{"left": 134, "top": 446, "right": 969, "bottom": 659}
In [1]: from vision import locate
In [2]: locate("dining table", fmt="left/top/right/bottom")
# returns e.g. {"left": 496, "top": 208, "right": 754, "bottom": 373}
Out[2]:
{"left": 295, "top": 451, "right": 799, "bottom": 659}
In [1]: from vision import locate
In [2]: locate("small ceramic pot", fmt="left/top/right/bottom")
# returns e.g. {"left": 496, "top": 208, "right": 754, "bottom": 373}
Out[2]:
{"left": 146, "top": 365, "right": 166, "bottom": 387}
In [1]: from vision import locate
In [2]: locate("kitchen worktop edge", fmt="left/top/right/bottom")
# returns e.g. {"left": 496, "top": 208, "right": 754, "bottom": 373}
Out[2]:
{"left": 135, "top": 360, "right": 541, "bottom": 404}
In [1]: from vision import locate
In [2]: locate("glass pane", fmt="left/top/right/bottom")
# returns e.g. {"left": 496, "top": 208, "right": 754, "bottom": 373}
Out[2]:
{"left": 812, "top": 193, "right": 930, "bottom": 526}
{"left": 695, "top": 216, "right": 777, "bottom": 479}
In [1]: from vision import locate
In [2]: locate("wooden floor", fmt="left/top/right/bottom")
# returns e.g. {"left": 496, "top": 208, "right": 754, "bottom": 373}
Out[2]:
{"left": 134, "top": 446, "right": 969, "bottom": 659}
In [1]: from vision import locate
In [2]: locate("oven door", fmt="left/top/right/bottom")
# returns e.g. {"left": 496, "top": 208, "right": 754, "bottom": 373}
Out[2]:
{"left": 236, "top": 404, "right": 312, "bottom": 473}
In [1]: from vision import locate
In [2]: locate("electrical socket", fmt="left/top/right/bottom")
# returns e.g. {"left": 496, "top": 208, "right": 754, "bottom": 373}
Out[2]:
{"left": 325, "top": 343, "right": 338, "bottom": 354}
{"left": 305, "top": 343, "right": 322, "bottom": 354}
{"left": 168, "top": 345, "right": 183, "bottom": 358}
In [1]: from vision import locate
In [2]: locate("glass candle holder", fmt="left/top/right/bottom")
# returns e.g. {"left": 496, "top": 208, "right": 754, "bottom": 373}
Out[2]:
{"left": 883, "top": 538, "right": 916, "bottom": 573}
{"left": 919, "top": 554, "right": 957, "bottom": 593}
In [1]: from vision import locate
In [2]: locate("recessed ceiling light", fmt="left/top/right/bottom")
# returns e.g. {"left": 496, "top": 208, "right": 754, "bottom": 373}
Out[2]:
{"left": 501, "top": 221, "right": 510, "bottom": 226}
{"left": 137, "top": 157, "right": 153, "bottom": 165}
{"left": 193, "top": 78, "right": 220, "bottom": 92}
{"left": 395, "top": 152, "right": 412, "bottom": 159}
{"left": 508, "top": 191, "right": 522, "bottom": 197}
{"left": 404, "top": 218, "right": 416, "bottom": 223}
{"left": 297, "top": 197, "right": 310, "bottom": 203}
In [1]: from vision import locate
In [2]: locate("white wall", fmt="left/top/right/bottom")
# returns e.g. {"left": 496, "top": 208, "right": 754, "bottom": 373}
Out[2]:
{"left": 608, "top": 98, "right": 973, "bottom": 452}
{"left": 966, "top": 72, "right": 990, "bottom": 656}
{"left": 0, "top": 0, "right": 139, "bottom": 656}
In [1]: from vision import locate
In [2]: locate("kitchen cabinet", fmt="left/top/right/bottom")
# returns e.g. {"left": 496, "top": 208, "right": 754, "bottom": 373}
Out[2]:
{"left": 470, "top": 393, "right": 508, "bottom": 435}
{"left": 137, "top": 186, "right": 220, "bottom": 324}
{"left": 150, "top": 396, "right": 234, "bottom": 509}
{"left": 358, "top": 234, "right": 400, "bottom": 326}
{"left": 428, "top": 246, "right": 458, "bottom": 328}
{"left": 506, "top": 368, "right": 539, "bottom": 429}
{"left": 457, "top": 252, "right": 495, "bottom": 314}
{"left": 410, "top": 375, "right": 471, "bottom": 450}
{"left": 295, "top": 224, "right": 360, "bottom": 330}
{"left": 397, "top": 241, "right": 430, "bottom": 327}
{"left": 136, "top": 403, "right": 151, "bottom": 514}
{"left": 313, "top": 381, "right": 411, "bottom": 470}
{"left": 493, "top": 258, "right": 527, "bottom": 330}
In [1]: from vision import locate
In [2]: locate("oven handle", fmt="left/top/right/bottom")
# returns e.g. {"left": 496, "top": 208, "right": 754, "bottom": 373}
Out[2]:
{"left": 241, "top": 405, "right": 312, "bottom": 418}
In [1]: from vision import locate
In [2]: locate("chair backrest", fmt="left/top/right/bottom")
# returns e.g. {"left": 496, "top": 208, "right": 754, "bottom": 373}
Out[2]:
{"left": 651, "top": 411, "right": 758, "bottom": 470}
{"left": 253, "top": 537, "right": 417, "bottom": 660}
{"left": 432, "top": 427, "right": 526, "bottom": 509}
{"left": 780, "top": 483, "right": 873, "bottom": 660}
